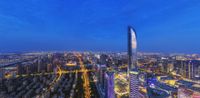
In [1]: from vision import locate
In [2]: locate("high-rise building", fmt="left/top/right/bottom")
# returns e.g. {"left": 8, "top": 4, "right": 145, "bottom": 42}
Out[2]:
{"left": 176, "top": 60, "right": 200, "bottom": 79}
{"left": 0, "top": 68, "right": 4, "bottom": 79}
{"left": 47, "top": 64, "right": 52, "bottom": 72}
{"left": 100, "top": 54, "right": 108, "bottom": 65}
{"left": 128, "top": 26, "right": 140, "bottom": 98}
{"left": 105, "top": 71, "right": 115, "bottom": 98}
{"left": 100, "top": 65, "right": 107, "bottom": 90}
{"left": 96, "top": 64, "right": 108, "bottom": 97}
{"left": 37, "top": 57, "right": 41, "bottom": 73}
{"left": 189, "top": 60, "right": 200, "bottom": 79}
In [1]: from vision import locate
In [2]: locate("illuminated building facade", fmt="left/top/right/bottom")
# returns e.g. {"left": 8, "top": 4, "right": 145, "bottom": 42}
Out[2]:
{"left": 105, "top": 71, "right": 115, "bottom": 98}
{"left": 128, "top": 26, "right": 139, "bottom": 98}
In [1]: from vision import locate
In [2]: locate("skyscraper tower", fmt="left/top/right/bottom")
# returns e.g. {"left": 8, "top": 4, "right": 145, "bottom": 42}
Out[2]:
{"left": 128, "top": 26, "right": 139, "bottom": 98}
{"left": 105, "top": 71, "right": 115, "bottom": 98}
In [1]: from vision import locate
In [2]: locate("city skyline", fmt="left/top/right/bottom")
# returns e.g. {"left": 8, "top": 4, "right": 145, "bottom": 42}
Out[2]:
{"left": 1, "top": 1, "right": 200, "bottom": 98}
{"left": 1, "top": 26, "right": 200, "bottom": 98}
{"left": 1, "top": 0, "right": 200, "bottom": 53}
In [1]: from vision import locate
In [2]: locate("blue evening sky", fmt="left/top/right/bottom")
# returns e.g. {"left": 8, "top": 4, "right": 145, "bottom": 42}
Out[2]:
{"left": 0, "top": 0, "right": 200, "bottom": 53}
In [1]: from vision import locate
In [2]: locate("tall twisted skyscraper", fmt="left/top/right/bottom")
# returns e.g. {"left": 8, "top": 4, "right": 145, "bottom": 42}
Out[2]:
{"left": 128, "top": 26, "right": 140, "bottom": 98}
